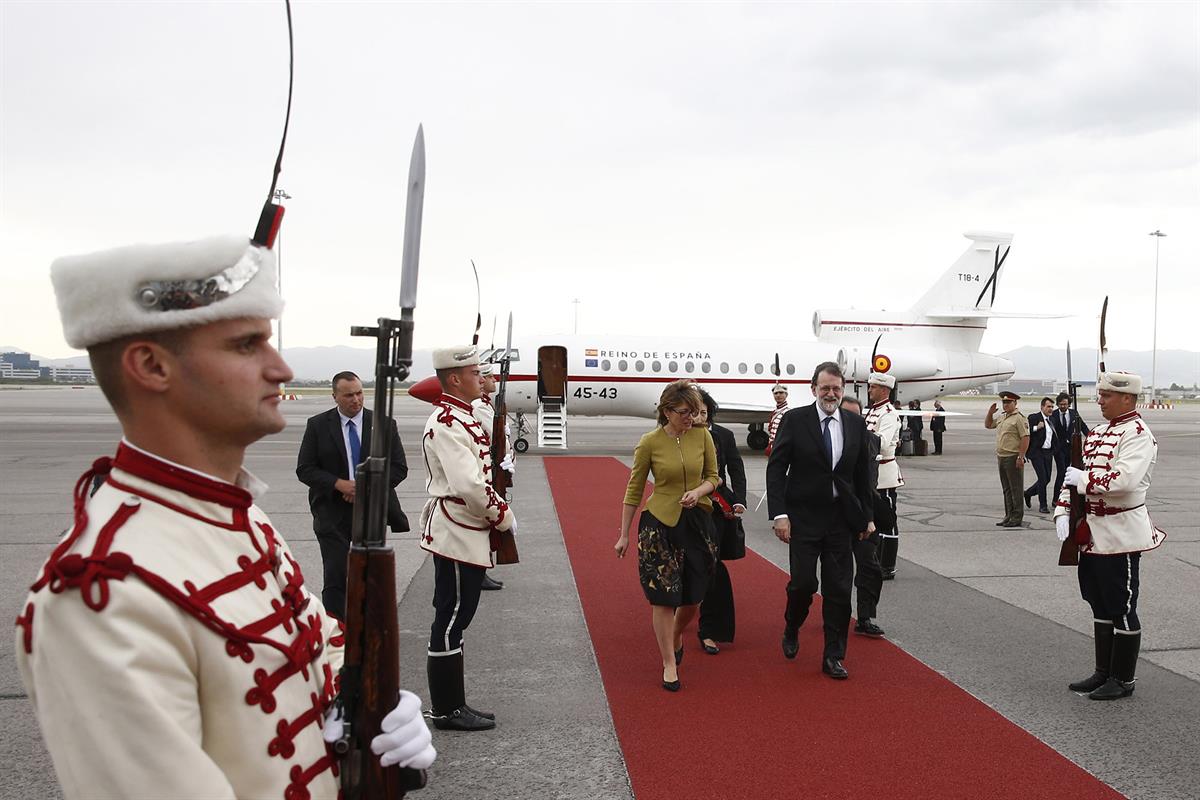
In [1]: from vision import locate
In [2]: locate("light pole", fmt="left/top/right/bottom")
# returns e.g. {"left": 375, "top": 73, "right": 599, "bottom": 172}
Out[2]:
{"left": 273, "top": 188, "right": 292, "bottom": 356}
{"left": 572, "top": 298, "right": 581, "bottom": 334}
{"left": 1148, "top": 230, "right": 1166, "bottom": 399}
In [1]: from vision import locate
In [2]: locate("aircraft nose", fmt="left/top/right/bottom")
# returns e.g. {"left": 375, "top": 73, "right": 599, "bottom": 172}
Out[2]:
{"left": 408, "top": 375, "right": 441, "bottom": 404}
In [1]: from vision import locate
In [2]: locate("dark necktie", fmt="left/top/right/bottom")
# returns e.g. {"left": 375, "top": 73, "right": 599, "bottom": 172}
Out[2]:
{"left": 822, "top": 416, "right": 835, "bottom": 498}
{"left": 347, "top": 419, "right": 361, "bottom": 478}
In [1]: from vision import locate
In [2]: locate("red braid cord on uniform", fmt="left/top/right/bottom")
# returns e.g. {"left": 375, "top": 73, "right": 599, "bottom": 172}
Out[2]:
{"left": 268, "top": 691, "right": 325, "bottom": 760}
{"left": 285, "top": 753, "right": 338, "bottom": 800}
{"left": 15, "top": 603, "right": 34, "bottom": 654}
{"left": 30, "top": 457, "right": 113, "bottom": 594}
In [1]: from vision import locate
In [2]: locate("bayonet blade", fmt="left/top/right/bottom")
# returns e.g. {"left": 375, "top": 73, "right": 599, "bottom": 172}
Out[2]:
{"left": 504, "top": 311, "right": 514, "bottom": 358}
{"left": 1066, "top": 340, "right": 1073, "bottom": 387}
{"left": 1098, "top": 296, "right": 1109, "bottom": 373}
{"left": 398, "top": 125, "right": 425, "bottom": 312}
{"left": 470, "top": 259, "right": 482, "bottom": 345}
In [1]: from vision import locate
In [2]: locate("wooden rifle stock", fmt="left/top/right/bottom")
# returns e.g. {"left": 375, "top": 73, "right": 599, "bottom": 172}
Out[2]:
{"left": 490, "top": 399, "right": 520, "bottom": 565}
{"left": 339, "top": 319, "right": 426, "bottom": 798}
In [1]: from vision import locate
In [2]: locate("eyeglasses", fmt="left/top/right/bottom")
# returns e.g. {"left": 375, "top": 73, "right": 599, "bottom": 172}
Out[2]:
{"left": 669, "top": 407, "right": 695, "bottom": 416}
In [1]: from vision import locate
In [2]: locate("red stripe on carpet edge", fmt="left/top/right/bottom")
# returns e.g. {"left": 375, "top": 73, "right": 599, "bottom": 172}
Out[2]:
{"left": 545, "top": 456, "right": 1121, "bottom": 800}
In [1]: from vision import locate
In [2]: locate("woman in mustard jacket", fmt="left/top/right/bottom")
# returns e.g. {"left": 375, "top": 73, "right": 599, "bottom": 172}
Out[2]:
{"left": 616, "top": 380, "right": 719, "bottom": 691}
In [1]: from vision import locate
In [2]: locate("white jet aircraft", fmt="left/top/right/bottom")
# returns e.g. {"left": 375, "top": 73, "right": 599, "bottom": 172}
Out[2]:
{"left": 412, "top": 230, "right": 1024, "bottom": 451}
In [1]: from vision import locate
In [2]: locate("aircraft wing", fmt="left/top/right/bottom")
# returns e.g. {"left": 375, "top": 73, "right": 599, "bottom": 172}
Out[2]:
{"left": 923, "top": 309, "right": 1067, "bottom": 320}
{"left": 707, "top": 399, "right": 776, "bottom": 425}
{"left": 897, "top": 409, "right": 969, "bottom": 417}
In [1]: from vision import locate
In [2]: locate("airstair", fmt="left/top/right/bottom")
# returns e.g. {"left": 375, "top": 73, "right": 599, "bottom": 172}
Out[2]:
{"left": 537, "top": 397, "right": 567, "bottom": 449}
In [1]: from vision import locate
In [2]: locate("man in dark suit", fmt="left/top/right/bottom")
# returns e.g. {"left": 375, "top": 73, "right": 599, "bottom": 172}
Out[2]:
{"left": 296, "top": 370, "right": 408, "bottom": 619}
{"left": 1050, "top": 391, "right": 1089, "bottom": 504}
{"left": 1023, "top": 397, "right": 1057, "bottom": 514}
{"left": 767, "top": 362, "right": 875, "bottom": 679}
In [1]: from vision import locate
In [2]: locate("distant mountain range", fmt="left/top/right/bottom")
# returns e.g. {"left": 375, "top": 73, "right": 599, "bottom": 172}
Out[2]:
{"left": 5, "top": 344, "right": 1197, "bottom": 387}
{"left": 999, "top": 347, "right": 1199, "bottom": 388}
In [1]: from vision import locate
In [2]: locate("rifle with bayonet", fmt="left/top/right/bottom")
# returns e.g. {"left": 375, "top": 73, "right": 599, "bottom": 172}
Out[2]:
{"left": 490, "top": 313, "right": 520, "bottom": 565}
{"left": 1059, "top": 339, "right": 1085, "bottom": 567}
{"left": 1058, "top": 297, "right": 1107, "bottom": 567}
{"left": 336, "top": 126, "right": 428, "bottom": 799}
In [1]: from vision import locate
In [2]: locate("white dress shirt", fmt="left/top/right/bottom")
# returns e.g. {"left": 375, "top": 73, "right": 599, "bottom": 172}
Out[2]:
{"left": 1041, "top": 413, "right": 1054, "bottom": 449}
{"left": 338, "top": 408, "right": 365, "bottom": 479}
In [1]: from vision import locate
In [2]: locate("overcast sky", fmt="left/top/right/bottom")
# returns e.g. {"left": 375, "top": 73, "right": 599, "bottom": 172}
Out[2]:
{"left": 2, "top": 1, "right": 1196, "bottom": 361}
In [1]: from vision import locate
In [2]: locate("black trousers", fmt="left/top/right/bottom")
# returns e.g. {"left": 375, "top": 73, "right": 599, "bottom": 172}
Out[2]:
{"left": 1052, "top": 448, "right": 1070, "bottom": 505}
{"left": 853, "top": 530, "right": 883, "bottom": 620}
{"left": 932, "top": 429, "right": 943, "bottom": 454}
{"left": 1025, "top": 448, "right": 1054, "bottom": 509}
{"left": 698, "top": 561, "right": 735, "bottom": 643}
{"left": 316, "top": 532, "right": 350, "bottom": 621}
{"left": 429, "top": 554, "right": 486, "bottom": 655}
{"left": 1079, "top": 552, "right": 1141, "bottom": 631}
{"left": 784, "top": 507, "right": 854, "bottom": 660}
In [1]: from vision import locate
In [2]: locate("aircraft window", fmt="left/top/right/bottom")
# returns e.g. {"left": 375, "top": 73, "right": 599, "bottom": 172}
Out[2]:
{"left": 685, "top": 361, "right": 695, "bottom": 373}
{"left": 636, "top": 360, "right": 645, "bottom": 371}
{"left": 618, "top": 359, "right": 628, "bottom": 371}
{"left": 701, "top": 362, "right": 711, "bottom": 374}
{"left": 720, "top": 362, "right": 729, "bottom": 374}
{"left": 754, "top": 363, "right": 764, "bottom": 374}
{"left": 652, "top": 360, "right": 661, "bottom": 372}
{"left": 668, "top": 360, "right": 678, "bottom": 373}
{"left": 601, "top": 359, "right": 611, "bottom": 371}
{"left": 786, "top": 363, "right": 795, "bottom": 375}
{"left": 738, "top": 363, "right": 747, "bottom": 374}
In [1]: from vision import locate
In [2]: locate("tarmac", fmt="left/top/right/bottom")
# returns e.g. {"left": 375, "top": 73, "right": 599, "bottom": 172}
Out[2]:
{"left": 1, "top": 387, "right": 1197, "bottom": 799}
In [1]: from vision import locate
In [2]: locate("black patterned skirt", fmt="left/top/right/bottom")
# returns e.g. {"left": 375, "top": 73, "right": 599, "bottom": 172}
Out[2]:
{"left": 637, "top": 507, "right": 718, "bottom": 607}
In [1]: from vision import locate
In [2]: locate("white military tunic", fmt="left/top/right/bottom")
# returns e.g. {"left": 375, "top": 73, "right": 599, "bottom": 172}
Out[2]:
{"left": 864, "top": 400, "right": 905, "bottom": 490}
{"left": 1054, "top": 410, "right": 1165, "bottom": 555}
{"left": 419, "top": 393, "right": 513, "bottom": 567}
{"left": 766, "top": 402, "right": 789, "bottom": 453}
{"left": 15, "top": 442, "right": 343, "bottom": 800}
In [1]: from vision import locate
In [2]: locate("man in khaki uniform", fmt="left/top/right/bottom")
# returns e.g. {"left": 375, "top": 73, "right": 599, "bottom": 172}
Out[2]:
{"left": 984, "top": 390, "right": 1030, "bottom": 527}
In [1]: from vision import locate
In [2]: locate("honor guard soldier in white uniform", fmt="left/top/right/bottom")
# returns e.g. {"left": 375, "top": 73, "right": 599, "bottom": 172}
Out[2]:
{"left": 420, "top": 346, "right": 516, "bottom": 731}
{"left": 865, "top": 373, "right": 904, "bottom": 581}
{"left": 472, "top": 361, "right": 508, "bottom": 591}
{"left": 15, "top": 235, "right": 434, "bottom": 800}
{"left": 765, "top": 383, "right": 790, "bottom": 455}
{"left": 1055, "top": 371, "right": 1165, "bottom": 700}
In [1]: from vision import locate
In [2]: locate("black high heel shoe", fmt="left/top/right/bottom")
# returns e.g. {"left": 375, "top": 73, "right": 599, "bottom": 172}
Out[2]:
{"left": 701, "top": 640, "right": 720, "bottom": 655}
{"left": 674, "top": 646, "right": 684, "bottom": 665}
{"left": 662, "top": 677, "right": 681, "bottom": 692}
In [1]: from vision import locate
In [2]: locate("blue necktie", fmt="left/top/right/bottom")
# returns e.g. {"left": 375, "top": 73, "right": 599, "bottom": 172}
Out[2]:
{"left": 347, "top": 419, "right": 361, "bottom": 478}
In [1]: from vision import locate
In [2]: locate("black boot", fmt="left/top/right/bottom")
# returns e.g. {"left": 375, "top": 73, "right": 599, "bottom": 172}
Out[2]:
{"left": 1068, "top": 621, "right": 1113, "bottom": 692}
{"left": 879, "top": 536, "right": 899, "bottom": 579}
{"left": 427, "top": 653, "right": 495, "bottom": 730}
{"left": 1089, "top": 630, "right": 1140, "bottom": 701}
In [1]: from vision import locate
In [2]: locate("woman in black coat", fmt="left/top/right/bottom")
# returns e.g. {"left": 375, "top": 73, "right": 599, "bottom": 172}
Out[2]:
{"left": 695, "top": 389, "right": 747, "bottom": 654}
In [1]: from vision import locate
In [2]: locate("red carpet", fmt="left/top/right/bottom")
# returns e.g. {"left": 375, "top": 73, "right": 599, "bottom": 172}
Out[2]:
{"left": 545, "top": 456, "right": 1121, "bottom": 800}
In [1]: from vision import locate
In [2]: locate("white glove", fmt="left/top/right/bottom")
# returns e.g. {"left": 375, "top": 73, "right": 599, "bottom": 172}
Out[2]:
{"left": 322, "top": 703, "right": 344, "bottom": 744}
{"left": 322, "top": 691, "right": 437, "bottom": 770}
{"left": 500, "top": 453, "right": 515, "bottom": 473}
{"left": 508, "top": 517, "right": 518, "bottom": 536}
{"left": 1055, "top": 515, "right": 1070, "bottom": 542}
{"left": 371, "top": 690, "right": 437, "bottom": 770}
{"left": 1062, "top": 466, "right": 1088, "bottom": 489}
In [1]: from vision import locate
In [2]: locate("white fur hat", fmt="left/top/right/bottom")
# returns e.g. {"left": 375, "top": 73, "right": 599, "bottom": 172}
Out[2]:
{"left": 868, "top": 373, "right": 896, "bottom": 389}
{"left": 51, "top": 235, "right": 283, "bottom": 349}
{"left": 1097, "top": 371, "right": 1142, "bottom": 395}
{"left": 479, "top": 361, "right": 496, "bottom": 377}
{"left": 432, "top": 345, "right": 479, "bottom": 370}
{"left": 771, "top": 383, "right": 788, "bottom": 393}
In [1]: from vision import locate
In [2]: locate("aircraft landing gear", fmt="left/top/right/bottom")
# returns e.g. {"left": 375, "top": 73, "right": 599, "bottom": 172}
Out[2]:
{"left": 512, "top": 412, "right": 531, "bottom": 453}
{"left": 747, "top": 423, "right": 769, "bottom": 451}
